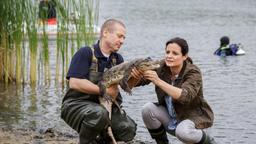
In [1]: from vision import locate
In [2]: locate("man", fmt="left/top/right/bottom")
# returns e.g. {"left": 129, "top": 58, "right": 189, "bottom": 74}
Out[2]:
{"left": 61, "top": 19, "right": 137, "bottom": 144}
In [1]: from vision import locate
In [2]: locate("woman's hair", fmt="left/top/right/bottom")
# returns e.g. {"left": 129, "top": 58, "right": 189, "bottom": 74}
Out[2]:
{"left": 165, "top": 37, "right": 189, "bottom": 56}
{"left": 220, "top": 36, "right": 230, "bottom": 47}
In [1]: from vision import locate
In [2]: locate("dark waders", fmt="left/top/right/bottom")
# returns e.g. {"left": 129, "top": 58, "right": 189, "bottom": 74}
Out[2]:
{"left": 61, "top": 51, "right": 136, "bottom": 144}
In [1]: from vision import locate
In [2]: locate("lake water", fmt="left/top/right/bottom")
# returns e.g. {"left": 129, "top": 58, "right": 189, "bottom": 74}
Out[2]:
{"left": 1, "top": 0, "right": 256, "bottom": 143}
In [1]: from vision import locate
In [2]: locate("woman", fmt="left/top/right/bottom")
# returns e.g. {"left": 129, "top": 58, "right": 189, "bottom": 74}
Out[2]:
{"left": 133, "top": 37, "right": 216, "bottom": 144}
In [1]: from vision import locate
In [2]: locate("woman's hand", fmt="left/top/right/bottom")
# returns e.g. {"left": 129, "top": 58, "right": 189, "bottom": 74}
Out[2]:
{"left": 143, "top": 70, "right": 160, "bottom": 84}
{"left": 144, "top": 70, "right": 182, "bottom": 100}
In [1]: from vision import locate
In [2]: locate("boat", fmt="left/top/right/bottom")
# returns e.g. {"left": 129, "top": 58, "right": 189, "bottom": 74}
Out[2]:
{"left": 24, "top": 18, "right": 100, "bottom": 40}
{"left": 37, "top": 24, "right": 100, "bottom": 40}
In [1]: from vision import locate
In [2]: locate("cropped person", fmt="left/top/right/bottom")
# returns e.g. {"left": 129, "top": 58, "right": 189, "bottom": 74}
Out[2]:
{"left": 61, "top": 19, "right": 136, "bottom": 144}
{"left": 39, "top": 0, "right": 56, "bottom": 24}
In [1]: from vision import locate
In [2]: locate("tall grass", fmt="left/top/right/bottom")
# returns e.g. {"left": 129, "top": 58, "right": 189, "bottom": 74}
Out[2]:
{"left": 24, "top": 0, "right": 39, "bottom": 84}
{"left": 0, "top": 0, "right": 99, "bottom": 85}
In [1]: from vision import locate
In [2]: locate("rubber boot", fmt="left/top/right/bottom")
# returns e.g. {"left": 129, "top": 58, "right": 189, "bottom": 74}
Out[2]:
{"left": 79, "top": 126, "right": 99, "bottom": 144}
{"left": 78, "top": 107, "right": 111, "bottom": 144}
{"left": 96, "top": 130, "right": 112, "bottom": 144}
{"left": 196, "top": 131, "right": 217, "bottom": 144}
{"left": 79, "top": 122, "right": 110, "bottom": 144}
{"left": 148, "top": 125, "right": 169, "bottom": 144}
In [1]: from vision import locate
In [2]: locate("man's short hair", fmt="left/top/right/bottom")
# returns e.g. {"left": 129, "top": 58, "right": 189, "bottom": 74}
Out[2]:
{"left": 100, "top": 19, "right": 125, "bottom": 38}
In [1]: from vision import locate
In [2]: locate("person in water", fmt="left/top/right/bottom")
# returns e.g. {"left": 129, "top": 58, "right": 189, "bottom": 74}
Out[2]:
{"left": 131, "top": 37, "right": 217, "bottom": 144}
{"left": 214, "top": 36, "right": 241, "bottom": 56}
{"left": 219, "top": 36, "right": 232, "bottom": 56}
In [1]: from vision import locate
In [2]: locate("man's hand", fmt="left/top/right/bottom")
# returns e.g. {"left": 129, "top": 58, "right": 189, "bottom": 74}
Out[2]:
{"left": 131, "top": 68, "right": 144, "bottom": 79}
{"left": 106, "top": 84, "right": 119, "bottom": 100}
{"left": 128, "top": 68, "right": 144, "bottom": 88}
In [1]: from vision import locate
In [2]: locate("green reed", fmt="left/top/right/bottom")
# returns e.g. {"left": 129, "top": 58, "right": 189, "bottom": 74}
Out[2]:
{"left": 25, "top": 0, "right": 39, "bottom": 84}
{"left": 0, "top": 0, "right": 99, "bottom": 85}
{"left": 55, "top": 0, "right": 99, "bottom": 84}
{"left": 0, "top": 0, "right": 25, "bottom": 83}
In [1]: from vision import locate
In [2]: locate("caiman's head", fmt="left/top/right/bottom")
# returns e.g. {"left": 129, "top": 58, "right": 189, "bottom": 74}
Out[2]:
{"left": 136, "top": 57, "right": 161, "bottom": 71}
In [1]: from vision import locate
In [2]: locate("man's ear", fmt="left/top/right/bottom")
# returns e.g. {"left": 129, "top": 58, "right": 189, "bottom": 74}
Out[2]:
{"left": 103, "top": 29, "right": 108, "bottom": 37}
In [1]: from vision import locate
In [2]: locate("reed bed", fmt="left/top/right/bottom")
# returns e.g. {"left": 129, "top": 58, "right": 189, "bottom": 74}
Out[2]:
{"left": 0, "top": 0, "right": 99, "bottom": 85}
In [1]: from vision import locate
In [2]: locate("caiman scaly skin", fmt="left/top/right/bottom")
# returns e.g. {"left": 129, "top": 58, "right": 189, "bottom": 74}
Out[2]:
{"left": 98, "top": 57, "right": 161, "bottom": 144}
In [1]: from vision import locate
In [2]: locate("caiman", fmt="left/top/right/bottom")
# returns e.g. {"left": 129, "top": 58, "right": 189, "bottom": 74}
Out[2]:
{"left": 98, "top": 57, "right": 161, "bottom": 144}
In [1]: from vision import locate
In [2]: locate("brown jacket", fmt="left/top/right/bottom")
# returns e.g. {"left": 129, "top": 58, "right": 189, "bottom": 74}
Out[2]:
{"left": 140, "top": 59, "right": 214, "bottom": 129}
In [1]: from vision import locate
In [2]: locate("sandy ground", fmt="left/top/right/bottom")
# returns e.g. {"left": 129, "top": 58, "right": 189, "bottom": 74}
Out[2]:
{"left": 0, "top": 127, "right": 78, "bottom": 144}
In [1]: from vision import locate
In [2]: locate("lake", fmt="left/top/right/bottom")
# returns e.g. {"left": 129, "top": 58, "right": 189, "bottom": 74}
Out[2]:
{"left": 1, "top": 0, "right": 256, "bottom": 143}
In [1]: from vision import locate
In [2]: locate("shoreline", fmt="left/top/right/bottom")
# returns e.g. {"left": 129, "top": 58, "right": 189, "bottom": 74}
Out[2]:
{"left": 0, "top": 127, "right": 150, "bottom": 144}
{"left": 0, "top": 127, "right": 78, "bottom": 144}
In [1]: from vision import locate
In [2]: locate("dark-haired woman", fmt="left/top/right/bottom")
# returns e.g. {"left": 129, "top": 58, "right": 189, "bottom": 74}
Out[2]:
{"left": 132, "top": 37, "right": 216, "bottom": 144}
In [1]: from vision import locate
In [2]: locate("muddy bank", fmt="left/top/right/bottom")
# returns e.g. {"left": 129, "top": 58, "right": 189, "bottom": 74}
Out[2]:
{"left": 0, "top": 127, "right": 150, "bottom": 144}
{"left": 0, "top": 127, "right": 78, "bottom": 144}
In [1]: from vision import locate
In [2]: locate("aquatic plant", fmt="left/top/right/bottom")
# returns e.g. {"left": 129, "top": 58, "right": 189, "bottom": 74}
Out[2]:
{"left": 0, "top": 0, "right": 99, "bottom": 85}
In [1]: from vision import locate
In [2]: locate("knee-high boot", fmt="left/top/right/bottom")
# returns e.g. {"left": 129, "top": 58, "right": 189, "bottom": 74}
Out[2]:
{"left": 79, "top": 122, "right": 109, "bottom": 144}
{"left": 196, "top": 131, "right": 217, "bottom": 144}
{"left": 79, "top": 126, "right": 98, "bottom": 144}
{"left": 148, "top": 125, "right": 169, "bottom": 144}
